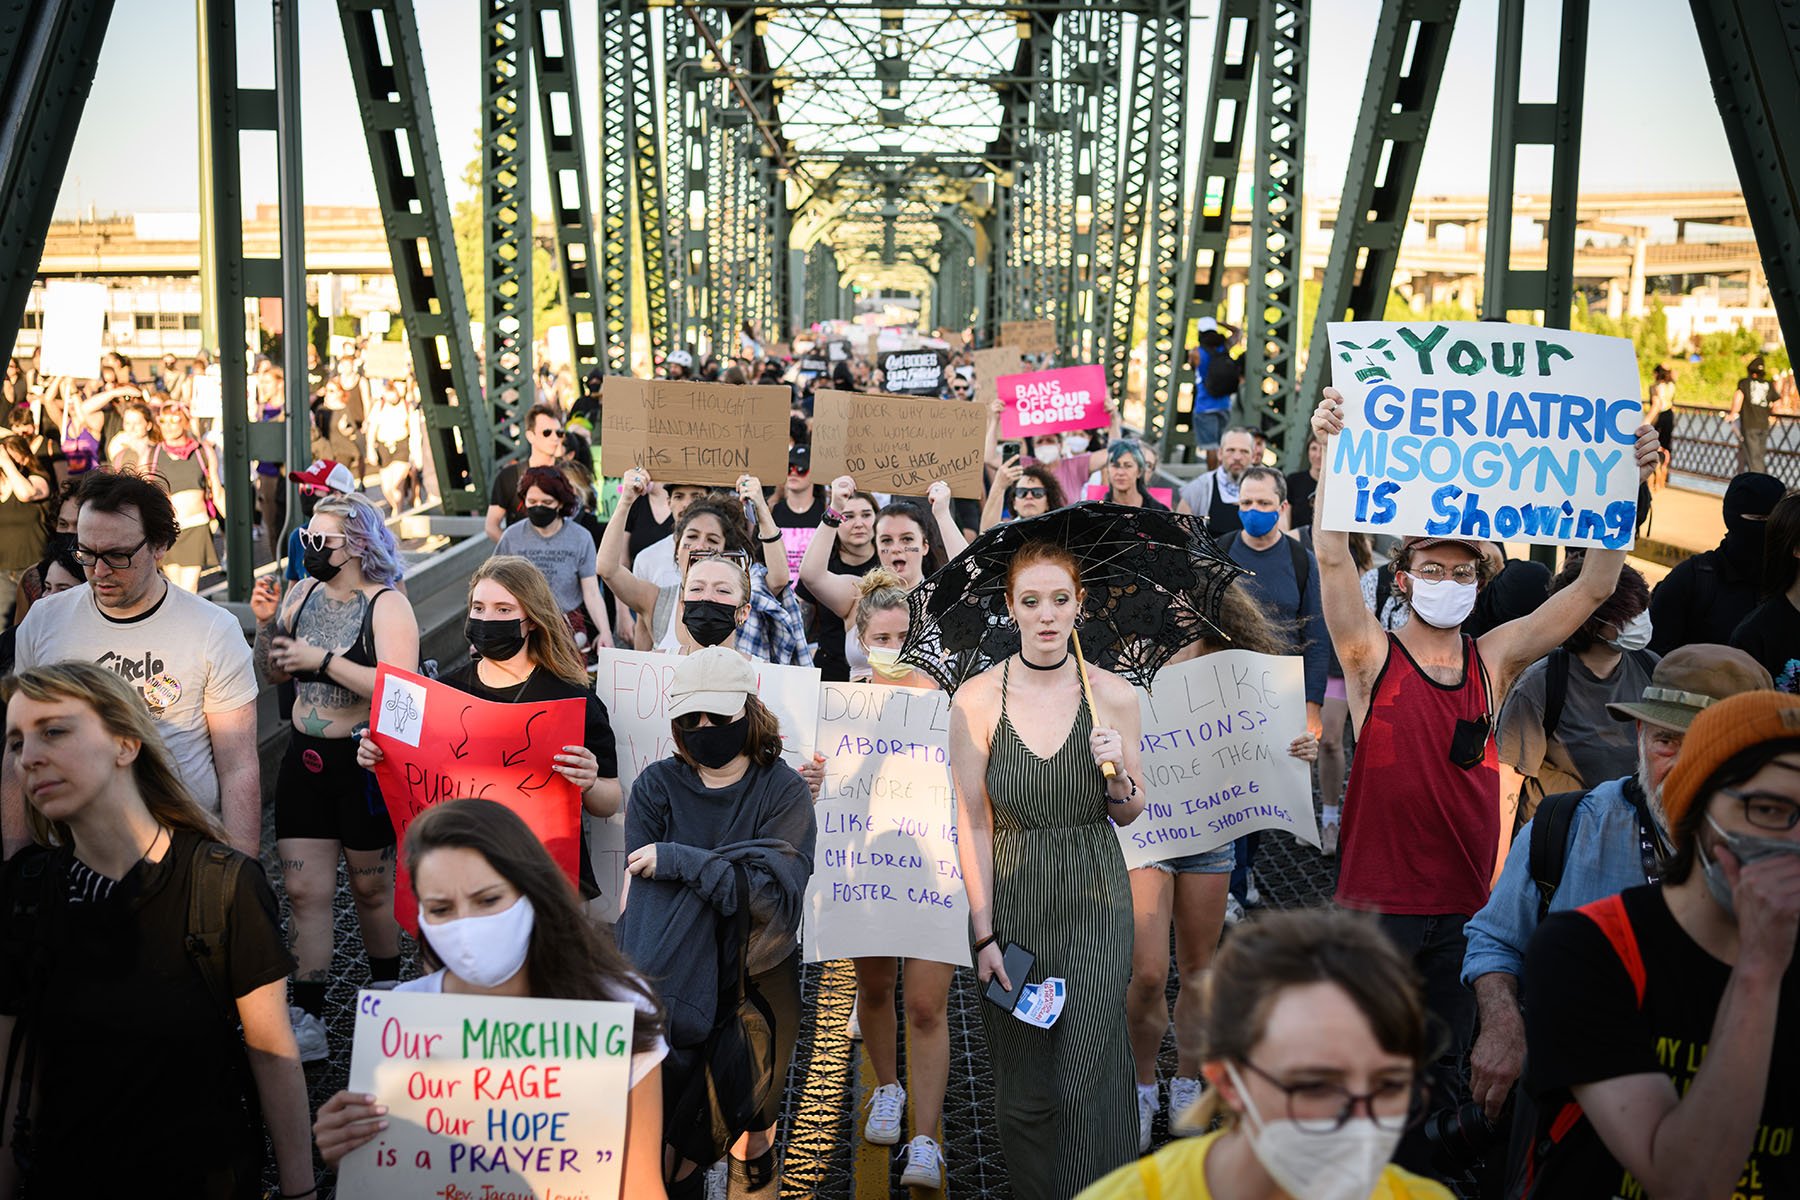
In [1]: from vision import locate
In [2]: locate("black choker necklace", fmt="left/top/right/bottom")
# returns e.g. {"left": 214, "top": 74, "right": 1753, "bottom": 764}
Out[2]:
{"left": 1019, "top": 651, "right": 1070, "bottom": 671}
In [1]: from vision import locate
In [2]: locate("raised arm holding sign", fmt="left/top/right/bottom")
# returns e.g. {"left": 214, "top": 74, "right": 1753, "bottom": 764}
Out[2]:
{"left": 809, "top": 389, "right": 987, "bottom": 499}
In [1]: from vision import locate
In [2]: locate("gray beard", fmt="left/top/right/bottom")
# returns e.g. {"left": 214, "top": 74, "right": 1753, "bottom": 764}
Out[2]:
{"left": 1637, "top": 736, "right": 1669, "bottom": 838}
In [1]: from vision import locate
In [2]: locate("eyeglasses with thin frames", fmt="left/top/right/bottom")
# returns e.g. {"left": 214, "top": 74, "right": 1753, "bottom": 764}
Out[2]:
{"left": 1235, "top": 1059, "right": 1423, "bottom": 1133}
{"left": 1408, "top": 563, "right": 1479, "bottom": 584}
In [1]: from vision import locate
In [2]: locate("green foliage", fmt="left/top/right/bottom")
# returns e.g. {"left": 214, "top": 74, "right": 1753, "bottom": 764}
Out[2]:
{"left": 451, "top": 150, "right": 564, "bottom": 345}
{"left": 1570, "top": 294, "right": 1787, "bottom": 409}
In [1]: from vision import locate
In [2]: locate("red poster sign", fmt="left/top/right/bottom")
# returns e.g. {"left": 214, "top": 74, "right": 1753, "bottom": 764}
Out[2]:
{"left": 369, "top": 664, "right": 585, "bottom": 933}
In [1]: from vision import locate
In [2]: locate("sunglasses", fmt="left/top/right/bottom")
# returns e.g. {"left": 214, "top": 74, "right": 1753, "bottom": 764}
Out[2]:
{"left": 1014, "top": 487, "right": 1047, "bottom": 499}
{"left": 673, "top": 711, "right": 738, "bottom": 731}
{"left": 788, "top": 463, "right": 810, "bottom": 475}
{"left": 535, "top": 426, "right": 565, "bottom": 439}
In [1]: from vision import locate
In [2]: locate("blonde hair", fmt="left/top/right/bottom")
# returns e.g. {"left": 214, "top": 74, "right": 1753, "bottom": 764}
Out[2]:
{"left": 682, "top": 552, "right": 753, "bottom": 607}
{"left": 1, "top": 662, "right": 225, "bottom": 848}
{"left": 852, "top": 567, "right": 910, "bottom": 638}
{"left": 469, "top": 556, "right": 589, "bottom": 686}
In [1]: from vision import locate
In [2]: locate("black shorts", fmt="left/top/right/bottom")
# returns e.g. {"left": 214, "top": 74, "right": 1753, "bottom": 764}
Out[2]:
{"left": 274, "top": 731, "right": 396, "bottom": 851}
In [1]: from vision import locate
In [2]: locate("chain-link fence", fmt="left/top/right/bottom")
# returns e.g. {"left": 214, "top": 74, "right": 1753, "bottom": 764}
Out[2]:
{"left": 1669, "top": 406, "right": 1799, "bottom": 488}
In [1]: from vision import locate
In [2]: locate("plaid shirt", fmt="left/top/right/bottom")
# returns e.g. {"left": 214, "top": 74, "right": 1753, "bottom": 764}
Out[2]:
{"left": 736, "top": 563, "right": 814, "bottom": 667}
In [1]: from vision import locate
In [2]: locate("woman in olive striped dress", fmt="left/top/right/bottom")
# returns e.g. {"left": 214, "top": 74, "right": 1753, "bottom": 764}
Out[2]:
{"left": 948, "top": 541, "right": 1149, "bottom": 1198}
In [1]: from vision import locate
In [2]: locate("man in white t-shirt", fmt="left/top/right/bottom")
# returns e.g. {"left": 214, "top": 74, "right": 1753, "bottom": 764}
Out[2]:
{"left": 8, "top": 470, "right": 261, "bottom": 855}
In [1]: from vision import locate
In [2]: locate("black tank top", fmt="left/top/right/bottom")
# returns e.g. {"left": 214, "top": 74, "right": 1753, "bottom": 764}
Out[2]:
{"left": 282, "top": 582, "right": 389, "bottom": 679}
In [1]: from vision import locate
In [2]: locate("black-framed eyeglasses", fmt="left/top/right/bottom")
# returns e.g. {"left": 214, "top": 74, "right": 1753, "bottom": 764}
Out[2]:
{"left": 1014, "top": 487, "right": 1047, "bottom": 499}
{"left": 1721, "top": 788, "right": 1800, "bottom": 832}
{"left": 298, "top": 531, "right": 348, "bottom": 552}
{"left": 72, "top": 538, "right": 148, "bottom": 570}
{"left": 1236, "top": 1059, "right": 1423, "bottom": 1133}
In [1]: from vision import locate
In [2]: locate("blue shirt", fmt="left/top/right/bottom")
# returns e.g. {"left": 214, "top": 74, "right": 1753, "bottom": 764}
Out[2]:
{"left": 1224, "top": 533, "right": 1327, "bottom": 705}
{"left": 1194, "top": 346, "right": 1233, "bottom": 414}
{"left": 1461, "top": 775, "right": 1661, "bottom": 987}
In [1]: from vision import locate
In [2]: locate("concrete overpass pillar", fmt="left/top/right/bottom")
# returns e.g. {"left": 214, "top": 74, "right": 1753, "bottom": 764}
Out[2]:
{"left": 1629, "top": 239, "right": 1647, "bottom": 317}
{"left": 1605, "top": 277, "right": 1623, "bottom": 319}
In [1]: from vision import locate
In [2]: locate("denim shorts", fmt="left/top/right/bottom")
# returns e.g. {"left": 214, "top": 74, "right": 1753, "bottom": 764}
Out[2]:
{"left": 1192, "top": 409, "right": 1229, "bottom": 450}
{"left": 1142, "top": 842, "right": 1235, "bottom": 875}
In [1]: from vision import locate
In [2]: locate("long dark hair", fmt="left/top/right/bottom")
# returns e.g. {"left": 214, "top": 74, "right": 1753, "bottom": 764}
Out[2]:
{"left": 876, "top": 500, "right": 946, "bottom": 572}
{"left": 404, "top": 799, "right": 665, "bottom": 1053}
{"left": 1761, "top": 492, "right": 1800, "bottom": 600}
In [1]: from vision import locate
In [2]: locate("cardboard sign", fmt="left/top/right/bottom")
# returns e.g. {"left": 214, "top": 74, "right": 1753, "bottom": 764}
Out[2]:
{"left": 600, "top": 378, "right": 788, "bottom": 486}
{"left": 38, "top": 281, "right": 107, "bottom": 378}
{"left": 1115, "top": 651, "right": 1316, "bottom": 868}
{"left": 1322, "top": 321, "right": 1643, "bottom": 550}
{"left": 589, "top": 649, "right": 822, "bottom": 921}
{"left": 881, "top": 349, "right": 948, "bottom": 396}
{"left": 336, "top": 990, "right": 634, "bottom": 1200}
{"left": 999, "top": 319, "right": 1057, "bottom": 357}
{"left": 999, "top": 365, "right": 1110, "bottom": 439}
{"left": 972, "top": 347, "right": 1024, "bottom": 407}
{"left": 370, "top": 665, "right": 584, "bottom": 934}
{"left": 810, "top": 389, "right": 987, "bottom": 499}
{"left": 362, "top": 341, "right": 414, "bottom": 380}
{"left": 804, "top": 682, "right": 970, "bottom": 967}
{"left": 1085, "top": 483, "right": 1175, "bottom": 508}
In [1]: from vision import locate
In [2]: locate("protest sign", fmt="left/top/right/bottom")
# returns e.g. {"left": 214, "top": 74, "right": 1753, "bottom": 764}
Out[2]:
{"left": 1115, "top": 651, "right": 1315, "bottom": 869}
{"left": 1085, "top": 483, "right": 1175, "bottom": 508}
{"left": 999, "top": 319, "right": 1056, "bottom": 356}
{"left": 336, "top": 989, "right": 634, "bottom": 1200}
{"left": 600, "top": 377, "right": 788, "bottom": 486}
{"left": 39, "top": 281, "right": 107, "bottom": 378}
{"left": 972, "top": 346, "right": 1024, "bottom": 407}
{"left": 881, "top": 349, "right": 949, "bottom": 396}
{"left": 362, "top": 341, "right": 414, "bottom": 380}
{"left": 590, "top": 649, "right": 822, "bottom": 920}
{"left": 804, "top": 682, "right": 970, "bottom": 966}
{"left": 1322, "top": 320, "right": 1643, "bottom": 550}
{"left": 370, "top": 665, "right": 584, "bottom": 934}
{"left": 810, "top": 389, "right": 987, "bottom": 499}
{"left": 998, "top": 365, "right": 1110, "bottom": 439}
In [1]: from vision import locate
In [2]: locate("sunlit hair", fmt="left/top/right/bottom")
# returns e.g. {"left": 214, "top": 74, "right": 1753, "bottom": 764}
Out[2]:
{"left": 682, "top": 551, "right": 752, "bottom": 607}
{"left": 312, "top": 492, "right": 405, "bottom": 586}
{"left": 2, "top": 433, "right": 41, "bottom": 475}
{"left": 1182, "top": 907, "right": 1429, "bottom": 1132}
{"left": 1192, "top": 580, "right": 1295, "bottom": 656}
{"left": 77, "top": 466, "right": 179, "bottom": 551}
{"left": 853, "top": 567, "right": 910, "bottom": 638}
{"left": 516, "top": 464, "right": 578, "bottom": 515}
{"left": 2, "top": 662, "right": 226, "bottom": 849}
{"left": 468, "top": 556, "right": 588, "bottom": 686}
{"left": 676, "top": 496, "right": 756, "bottom": 562}
{"left": 1006, "top": 540, "right": 1083, "bottom": 600}
{"left": 405, "top": 799, "right": 664, "bottom": 1052}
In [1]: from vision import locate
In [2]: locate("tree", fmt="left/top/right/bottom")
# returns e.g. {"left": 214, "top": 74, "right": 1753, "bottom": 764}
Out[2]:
{"left": 450, "top": 150, "right": 564, "bottom": 341}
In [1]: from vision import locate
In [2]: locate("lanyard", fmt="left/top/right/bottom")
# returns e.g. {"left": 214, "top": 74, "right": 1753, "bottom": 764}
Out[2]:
{"left": 1624, "top": 776, "right": 1665, "bottom": 885}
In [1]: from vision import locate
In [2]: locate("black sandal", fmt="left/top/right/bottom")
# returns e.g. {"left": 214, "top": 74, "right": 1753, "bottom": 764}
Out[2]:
{"left": 665, "top": 1166, "right": 708, "bottom": 1199}
{"left": 729, "top": 1147, "right": 778, "bottom": 1191}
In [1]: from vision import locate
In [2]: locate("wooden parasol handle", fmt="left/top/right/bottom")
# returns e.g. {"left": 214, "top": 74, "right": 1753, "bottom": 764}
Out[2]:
{"left": 1070, "top": 628, "right": 1117, "bottom": 778}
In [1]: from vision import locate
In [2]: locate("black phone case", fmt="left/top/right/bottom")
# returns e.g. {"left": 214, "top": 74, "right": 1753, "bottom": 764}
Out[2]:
{"left": 983, "top": 942, "right": 1036, "bottom": 1012}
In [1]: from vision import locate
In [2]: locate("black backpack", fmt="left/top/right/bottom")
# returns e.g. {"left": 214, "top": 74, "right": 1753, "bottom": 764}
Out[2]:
{"left": 1203, "top": 346, "right": 1242, "bottom": 398}
{"left": 662, "top": 863, "right": 778, "bottom": 1169}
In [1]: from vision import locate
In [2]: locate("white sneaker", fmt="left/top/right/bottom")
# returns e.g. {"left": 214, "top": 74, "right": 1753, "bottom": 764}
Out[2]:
{"left": 846, "top": 1004, "right": 861, "bottom": 1041}
{"left": 1224, "top": 894, "right": 1247, "bottom": 926}
{"left": 290, "top": 1005, "right": 328, "bottom": 1063}
{"left": 898, "top": 1134, "right": 944, "bottom": 1189}
{"left": 1136, "top": 1084, "right": 1158, "bottom": 1152}
{"left": 864, "top": 1082, "right": 906, "bottom": 1145}
{"left": 1321, "top": 822, "right": 1340, "bottom": 857}
{"left": 1168, "top": 1077, "right": 1204, "bottom": 1135}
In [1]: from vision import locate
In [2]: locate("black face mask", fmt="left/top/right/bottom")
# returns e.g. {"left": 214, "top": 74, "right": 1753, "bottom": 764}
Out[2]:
{"left": 298, "top": 493, "right": 320, "bottom": 520}
{"left": 525, "top": 505, "right": 559, "bottom": 528}
{"left": 46, "top": 531, "right": 76, "bottom": 556}
{"left": 303, "top": 546, "right": 343, "bottom": 582}
{"left": 466, "top": 617, "right": 528, "bottom": 661}
{"left": 681, "top": 715, "right": 750, "bottom": 769}
{"left": 682, "top": 599, "right": 740, "bottom": 647}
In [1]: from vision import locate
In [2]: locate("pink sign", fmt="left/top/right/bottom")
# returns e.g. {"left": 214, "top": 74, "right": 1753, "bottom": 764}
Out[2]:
{"left": 999, "top": 365, "right": 1110, "bottom": 439}
{"left": 1086, "top": 483, "right": 1175, "bottom": 508}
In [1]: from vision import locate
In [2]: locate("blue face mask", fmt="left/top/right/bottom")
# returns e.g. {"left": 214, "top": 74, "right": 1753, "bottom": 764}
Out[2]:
{"left": 1239, "top": 507, "right": 1281, "bottom": 538}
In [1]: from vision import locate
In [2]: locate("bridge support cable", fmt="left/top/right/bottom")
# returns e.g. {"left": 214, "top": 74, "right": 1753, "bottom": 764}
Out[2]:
{"left": 0, "top": 0, "right": 112, "bottom": 366}
{"left": 1689, "top": 0, "right": 1800, "bottom": 354}
{"left": 1297, "top": 0, "right": 1460, "bottom": 469}
{"left": 338, "top": 0, "right": 491, "bottom": 512}
{"left": 532, "top": 0, "right": 603, "bottom": 377}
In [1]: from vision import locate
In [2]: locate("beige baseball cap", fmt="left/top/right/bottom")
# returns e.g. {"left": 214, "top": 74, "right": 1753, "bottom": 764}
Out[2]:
{"left": 667, "top": 646, "right": 758, "bottom": 719}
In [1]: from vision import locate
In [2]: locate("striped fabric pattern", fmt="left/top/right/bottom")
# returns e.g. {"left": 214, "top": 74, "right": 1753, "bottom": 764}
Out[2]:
{"left": 977, "top": 658, "right": 1139, "bottom": 1198}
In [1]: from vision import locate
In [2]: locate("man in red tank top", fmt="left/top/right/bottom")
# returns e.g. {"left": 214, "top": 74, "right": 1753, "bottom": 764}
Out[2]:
{"left": 1308, "top": 390, "right": 1662, "bottom": 1179}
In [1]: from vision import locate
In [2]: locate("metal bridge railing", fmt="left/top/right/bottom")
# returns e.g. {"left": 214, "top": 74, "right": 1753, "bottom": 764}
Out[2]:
{"left": 1669, "top": 405, "right": 1800, "bottom": 489}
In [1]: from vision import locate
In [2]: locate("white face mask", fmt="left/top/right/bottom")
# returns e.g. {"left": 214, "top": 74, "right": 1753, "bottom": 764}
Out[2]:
{"left": 1226, "top": 1063, "right": 1404, "bottom": 1200}
{"left": 1063, "top": 434, "right": 1091, "bottom": 456}
{"left": 1405, "top": 577, "right": 1478, "bottom": 629}
{"left": 1607, "top": 609, "right": 1653, "bottom": 652}
{"left": 420, "top": 895, "right": 535, "bottom": 988}
{"left": 1033, "top": 441, "right": 1062, "bottom": 463}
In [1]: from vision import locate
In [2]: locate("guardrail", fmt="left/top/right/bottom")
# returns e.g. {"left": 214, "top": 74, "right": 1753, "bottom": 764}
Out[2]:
{"left": 1668, "top": 406, "right": 1799, "bottom": 489}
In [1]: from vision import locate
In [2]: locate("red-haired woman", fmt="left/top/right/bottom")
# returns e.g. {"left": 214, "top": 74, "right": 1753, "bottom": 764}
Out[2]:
{"left": 948, "top": 541, "right": 1148, "bottom": 1197}
{"left": 495, "top": 464, "right": 613, "bottom": 656}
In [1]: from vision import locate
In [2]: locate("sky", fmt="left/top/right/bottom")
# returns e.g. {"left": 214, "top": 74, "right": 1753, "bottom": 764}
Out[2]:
{"left": 54, "top": 0, "right": 1740, "bottom": 222}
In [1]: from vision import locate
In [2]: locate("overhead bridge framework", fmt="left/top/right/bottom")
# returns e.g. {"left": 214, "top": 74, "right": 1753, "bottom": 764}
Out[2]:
{"left": 0, "top": 0, "right": 1795, "bottom": 595}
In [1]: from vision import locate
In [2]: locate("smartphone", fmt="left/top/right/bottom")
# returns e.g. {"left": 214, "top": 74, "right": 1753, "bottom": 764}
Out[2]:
{"left": 983, "top": 942, "right": 1036, "bottom": 1013}
{"left": 999, "top": 440, "right": 1023, "bottom": 462}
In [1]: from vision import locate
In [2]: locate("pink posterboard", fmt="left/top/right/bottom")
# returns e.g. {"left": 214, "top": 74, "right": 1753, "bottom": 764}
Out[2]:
{"left": 998, "top": 365, "right": 1110, "bottom": 439}
{"left": 1086, "top": 483, "right": 1175, "bottom": 507}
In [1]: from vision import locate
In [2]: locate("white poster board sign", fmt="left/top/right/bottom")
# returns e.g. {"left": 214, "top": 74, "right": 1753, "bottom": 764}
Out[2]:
{"left": 803, "top": 682, "right": 969, "bottom": 967}
{"left": 1322, "top": 320, "right": 1642, "bottom": 550}
{"left": 590, "top": 649, "right": 821, "bottom": 921}
{"left": 38, "top": 281, "right": 107, "bottom": 378}
{"left": 336, "top": 990, "right": 634, "bottom": 1199}
{"left": 1116, "top": 651, "right": 1315, "bottom": 869}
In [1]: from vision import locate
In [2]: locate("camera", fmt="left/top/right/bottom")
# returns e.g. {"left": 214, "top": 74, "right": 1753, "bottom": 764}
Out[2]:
{"left": 1421, "top": 1100, "right": 1502, "bottom": 1175}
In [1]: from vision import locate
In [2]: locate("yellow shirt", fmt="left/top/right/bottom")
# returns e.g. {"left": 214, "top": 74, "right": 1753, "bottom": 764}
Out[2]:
{"left": 1075, "top": 1130, "right": 1453, "bottom": 1200}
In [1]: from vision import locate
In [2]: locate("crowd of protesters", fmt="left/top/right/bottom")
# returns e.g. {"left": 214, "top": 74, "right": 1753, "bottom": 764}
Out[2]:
{"left": 0, "top": 322, "right": 1797, "bottom": 1200}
